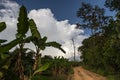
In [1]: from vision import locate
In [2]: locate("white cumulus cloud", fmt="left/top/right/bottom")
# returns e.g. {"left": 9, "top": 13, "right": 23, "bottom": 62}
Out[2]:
{"left": 0, "top": 0, "right": 88, "bottom": 60}
{"left": 0, "top": 0, "right": 19, "bottom": 41}
{"left": 28, "top": 9, "right": 87, "bottom": 60}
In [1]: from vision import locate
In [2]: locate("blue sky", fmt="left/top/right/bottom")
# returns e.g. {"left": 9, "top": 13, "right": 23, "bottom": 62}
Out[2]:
{"left": 14, "top": 0, "right": 115, "bottom": 36}
{"left": 14, "top": 0, "right": 113, "bottom": 24}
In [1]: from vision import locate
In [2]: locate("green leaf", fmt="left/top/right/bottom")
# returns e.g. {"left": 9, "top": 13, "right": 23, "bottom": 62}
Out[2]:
{"left": 42, "top": 36, "right": 47, "bottom": 42}
{"left": 0, "top": 39, "right": 7, "bottom": 44}
{"left": 46, "top": 42, "right": 66, "bottom": 53}
{"left": 39, "top": 45, "right": 45, "bottom": 50}
{"left": 0, "top": 38, "right": 22, "bottom": 53}
{"left": 1, "top": 53, "right": 9, "bottom": 59}
{"left": 16, "top": 5, "right": 29, "bottom": 38}
{"left": 37, "top": 36, "right": 47, "bottom": 50}
{"left": 32, "top": 63, "right": 49, "bottom": 76}
{"left": 24, "top": 36, "right": 33, "bottom": 43}
{"left": 0, "top": 72, "right": 3, "bottom": 78}
{"left": 0, "top": 52, "right": 17, "bottom": 70}
{"left": 29, "top": 19, "right": 41, "bottom": 39}
{"left": 2, "top": 65, "right": 9, "bottom": 69}
{"left": 0, "top": 22, "right": 6, "bottom": 32}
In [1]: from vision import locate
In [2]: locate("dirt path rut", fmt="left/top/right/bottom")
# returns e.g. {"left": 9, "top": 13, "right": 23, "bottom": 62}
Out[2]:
{"left": 73, "top": 67, "right": 107, "bottom": 80}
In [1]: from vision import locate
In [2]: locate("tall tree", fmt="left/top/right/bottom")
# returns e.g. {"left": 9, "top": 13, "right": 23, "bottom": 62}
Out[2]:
{"left": 105, "top": 0, "right": 120, "bottom": 11}
{"left": 77, "top": 2, "right": 111, "bottom": 35}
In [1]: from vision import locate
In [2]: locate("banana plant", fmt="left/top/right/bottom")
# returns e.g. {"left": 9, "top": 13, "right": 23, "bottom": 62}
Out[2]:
{"left": 0, "top": 5, "right": 66, "bottom": 80}
{"left": 28, "top": 19, "right": 66, "bottom": 71}
{"left": 0, "top": 21, "right": 22, "bottom": 63}
{"left": 13, "top": 6, "right": 65, "bottom": 80}
{"left": 14, "top": 5, "right": 30, "bottom": 80}
{"left": 0, "top": 5, "right": 29, "bottom": 80}
{"left": 21, "top": 19, "right": 65, "bottom": 80}
{"left": 0, "top": 22, "right": 22, "bottom": 54}
{"left": 0, "top": 22, "right": 23, "bottom": 79}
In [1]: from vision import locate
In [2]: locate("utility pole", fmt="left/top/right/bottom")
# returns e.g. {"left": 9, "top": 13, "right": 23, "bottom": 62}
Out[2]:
{"left": 71, "top": 38, "right": 75, "bottom": 61}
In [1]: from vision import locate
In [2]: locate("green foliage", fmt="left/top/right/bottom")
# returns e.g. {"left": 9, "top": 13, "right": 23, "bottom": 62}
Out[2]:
{"left": 46, "top": 42, "right": 66, "bottom": 53}
{"left": 107, "top": 73, "right": 120, "bottom": 80}
{"left": 0, "top": 22, "right": 6, "bottom": 32}
{"left": 0, "top": 39, "right": 7, "bottom": 44}
{"left": 41, "top": 56, "right": 74, "bottom": 80}
{"left": 29, "top": 19, "right": 65, "bottom": 53}
{"left": 12, "top": 6, "right": 30, "bottom": 80}
{"left": 4, "top": 69, "right": 19, "bottom": 80}
{"left": 50, "top": 56, "right": 73, "bottom": 75}
{"left": 77, "top": 2, "right": 111, "bottom": 34}
{"left": 79, "top": 28, "right": 120, "bottom": 72}
{"left": 29, "top": 19, "right": 41, "bottom": 39}
{"left": 0, "top": 52, "right": 17, "bottom": 80}
{"left": 78, "top": 10, "right": 120, "bottom": 78}
{"left": 0, "top": 38, "right": 22, "bottom": 53}
{"left": 31, "top": 75, "right": 50, "bottom": 80}
{"left": 32, "top": 63, "right": 49, "bottom": 76}
{"left": 0, "top": 22, "right": 7, "bottom": 44}
{"left": 16, "top": 5, "right": 29, "bottom": 38}
{"left": 0, "top": 5, "right": 66, "bottom": 80}
{"left": 77, "top": 2, "right": 120, "bottom": 79}
{"left": 50, "top": 74, "right": 68, "bottom": 80}
{"left": 79, "top": 34, "right": 105, "bottom": 68}
{"left": 28, "top": 18, "right": 66, "bottom": 79}
{"left": 105, "top": 0, "right": 120, "bottom": 11}
{"left": 0, "top": 21, "right": 23, "bottom": 79}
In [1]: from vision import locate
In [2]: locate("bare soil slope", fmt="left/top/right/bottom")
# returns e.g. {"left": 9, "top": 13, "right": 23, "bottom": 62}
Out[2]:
{"left": 73, "top": 67, "right": 107, "bottom": 80}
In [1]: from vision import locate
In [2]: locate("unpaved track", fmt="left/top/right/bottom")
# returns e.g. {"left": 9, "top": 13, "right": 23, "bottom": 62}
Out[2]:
{"left": 73, "top": 67, "right": 107, "bottom": 80}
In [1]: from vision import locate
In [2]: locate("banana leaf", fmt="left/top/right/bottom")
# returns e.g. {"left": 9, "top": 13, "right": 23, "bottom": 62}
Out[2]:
{"left": 29, "top": 19, "right": 41, "bottom": 39}
{"left": 16, "top": 5, "right": 29, "bottom": 38}
{"left": 0, "top": 39, "right": 7, "bottom": 44}
{"left": 0, "top": 22, "right": 6, "bottom": 32}
{"left": 32, "top": 63, "right": 49, "bottom": 76}
{"left": 0, "top": 38, "right": 22, "bottom": 53}
{"left": 45, "top": 42, "right": 66, "bottom": 53}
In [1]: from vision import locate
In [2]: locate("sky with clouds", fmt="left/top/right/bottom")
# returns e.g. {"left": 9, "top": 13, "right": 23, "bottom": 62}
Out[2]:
{"left": 0, "top": 0, "right": 114, "bottom": 60}
{"left": 14, "top": 0, "right": 115, "bottom": 24}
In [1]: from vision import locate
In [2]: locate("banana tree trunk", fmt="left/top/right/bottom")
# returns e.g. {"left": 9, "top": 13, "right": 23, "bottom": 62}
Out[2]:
{"left": 15, "top": 50, "right": 24, "bottom": 80}
{"left": 33, "top": 54, "right": 41, "bottom": 71}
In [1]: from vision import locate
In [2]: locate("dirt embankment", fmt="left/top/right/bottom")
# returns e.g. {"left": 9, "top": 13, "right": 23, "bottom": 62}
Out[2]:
{"left": 72, "top": 67, "right": 107, "bottom": 80}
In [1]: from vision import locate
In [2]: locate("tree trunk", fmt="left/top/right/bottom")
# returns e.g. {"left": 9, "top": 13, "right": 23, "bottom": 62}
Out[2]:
{"left": 15, "top": 50, "right": 24, "bottom": 80}
{"left": 33, "top": 54, "right": 41, "bottom": 71}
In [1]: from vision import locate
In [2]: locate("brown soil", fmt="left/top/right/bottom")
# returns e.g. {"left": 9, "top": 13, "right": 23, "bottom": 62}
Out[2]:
{"left": 73, "top": 67, "right": 107, "bottom": 80}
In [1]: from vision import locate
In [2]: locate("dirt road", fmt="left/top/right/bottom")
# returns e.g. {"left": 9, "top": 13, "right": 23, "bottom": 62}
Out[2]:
{"left": 73, "top": 67, "right": 107, "bottom": 80}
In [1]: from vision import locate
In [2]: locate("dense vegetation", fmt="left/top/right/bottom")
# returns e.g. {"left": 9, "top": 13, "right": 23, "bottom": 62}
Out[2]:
{"left": 78, "top": 0, "right": 120, "bottom": 79}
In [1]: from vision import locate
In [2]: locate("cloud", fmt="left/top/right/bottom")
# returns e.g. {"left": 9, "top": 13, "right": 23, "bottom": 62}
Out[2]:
{"left": 0, "top": 0, "right": 19, "bottom": 41}
{"left": 0, "top": 0, "right": 88, "bottom": 60}
{"left": 28, "top": 9, "right": 87, "bottom": 60}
